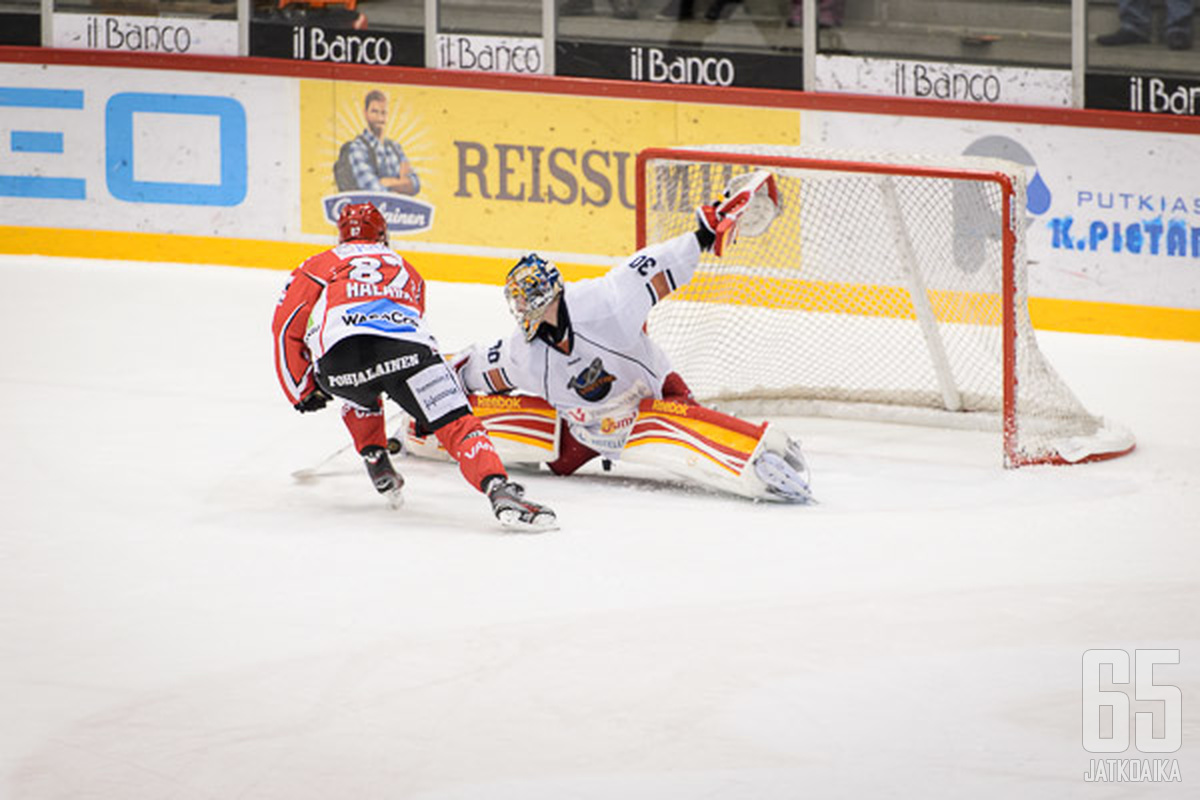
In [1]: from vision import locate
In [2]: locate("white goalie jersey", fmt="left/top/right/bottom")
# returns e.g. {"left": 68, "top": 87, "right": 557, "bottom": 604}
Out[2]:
{"left": 457, "top": 232, "right": 703, "bottom": 458}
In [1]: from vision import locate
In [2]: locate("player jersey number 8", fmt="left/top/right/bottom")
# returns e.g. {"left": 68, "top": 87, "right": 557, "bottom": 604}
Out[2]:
{"left": 307, "top": 244, "right": 434, "bottom": 361}
{"left": 347, "top": 254, "right": 407, "bottom": 287}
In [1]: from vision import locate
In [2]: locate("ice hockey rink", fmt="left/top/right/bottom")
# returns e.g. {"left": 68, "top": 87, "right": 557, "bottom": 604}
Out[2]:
{"left": 1, "top": 253, "right": 1197, "bottom": 799}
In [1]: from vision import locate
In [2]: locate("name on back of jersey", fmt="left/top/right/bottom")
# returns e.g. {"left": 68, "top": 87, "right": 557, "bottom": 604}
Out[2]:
{"left": 344, "top": 279, "right": 419, "bottom": 304}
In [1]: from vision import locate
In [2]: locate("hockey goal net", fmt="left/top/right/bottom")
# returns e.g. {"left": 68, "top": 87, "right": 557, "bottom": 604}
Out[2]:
{"left": 637, "top": 145, "right": 1134, "bottom": 467}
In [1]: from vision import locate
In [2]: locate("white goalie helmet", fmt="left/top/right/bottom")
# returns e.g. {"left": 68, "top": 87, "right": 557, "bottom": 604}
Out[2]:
{"left": 505, "top": 253, "right": 563, "bottom": 341}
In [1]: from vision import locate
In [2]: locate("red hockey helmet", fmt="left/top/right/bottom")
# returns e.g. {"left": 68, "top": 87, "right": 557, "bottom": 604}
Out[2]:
{"left": 337, "top": 202, "right": 389, "bottom": 245}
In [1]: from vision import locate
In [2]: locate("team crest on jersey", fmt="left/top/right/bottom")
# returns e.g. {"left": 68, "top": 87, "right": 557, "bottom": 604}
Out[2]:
{"left": 567, "top": 357, "right": 616, "bottom": 402}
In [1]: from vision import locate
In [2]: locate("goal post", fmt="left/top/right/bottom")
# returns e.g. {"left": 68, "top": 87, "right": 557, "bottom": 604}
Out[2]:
{"left": 636, "top": 145, "right": 1135, "bottom": 467}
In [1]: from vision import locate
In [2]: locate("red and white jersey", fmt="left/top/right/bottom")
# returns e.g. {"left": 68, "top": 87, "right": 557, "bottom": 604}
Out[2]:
{"left": 457, "top": 232, "right": 702, "bottom": 457}
{"left": 272, "top": 242, "right": 435, "bottom": 405}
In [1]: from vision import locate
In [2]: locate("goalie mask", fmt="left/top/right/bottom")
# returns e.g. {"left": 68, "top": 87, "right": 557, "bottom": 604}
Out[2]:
{"left": 505, "top": 254, "right": 563, "bottom": 341}
{"left": 337, "top": 202, "right": 389, "bottom": 246}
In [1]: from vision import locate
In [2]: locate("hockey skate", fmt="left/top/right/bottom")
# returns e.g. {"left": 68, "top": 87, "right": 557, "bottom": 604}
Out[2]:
{"left": 362, "top": 445, "right": 405, "bottom": 508}
{"left": 484, "top": 477, "right": 557, "bottom": 532}
{"left": 753, "top": 438, "right": 814, "bottom": 504}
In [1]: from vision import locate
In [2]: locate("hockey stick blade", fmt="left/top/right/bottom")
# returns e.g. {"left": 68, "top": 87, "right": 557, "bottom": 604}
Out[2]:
{"left": 291, "top": 412, "right": 407, "bottom": 482}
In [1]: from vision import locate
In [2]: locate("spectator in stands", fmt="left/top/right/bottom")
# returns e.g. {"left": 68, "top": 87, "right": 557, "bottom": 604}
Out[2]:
{"left": 561, "top": 0, "right": 639, "bottom": 19}
{"left": 700, "top": 0, "right": 739, "bottom": 20}
{"left": 256, "top": 0, "right": 368, "bottom": 29}
{"left": 655, "top": 0, "right": 694, "bottom": 19}
{"left": 670, "top": 0, "right": 844, "bottom": 27}
{"left": 1097, "top": 0, "right": 1193, "bottom": 50}
{"left": 789, "top": 0, "right": 844, "bottom": 28}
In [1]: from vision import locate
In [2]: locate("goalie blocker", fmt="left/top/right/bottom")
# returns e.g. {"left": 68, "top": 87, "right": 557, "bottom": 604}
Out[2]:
{"left": 403, "top": 394, "right": 814, "bottom": 504}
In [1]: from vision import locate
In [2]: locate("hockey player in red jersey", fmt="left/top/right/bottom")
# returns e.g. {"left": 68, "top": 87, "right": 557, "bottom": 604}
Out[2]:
{"left": 444, "top": 172, "right": 813, "bottom": 504}
{"left": 272, "top": 202, "right": 556, "bottom": 530}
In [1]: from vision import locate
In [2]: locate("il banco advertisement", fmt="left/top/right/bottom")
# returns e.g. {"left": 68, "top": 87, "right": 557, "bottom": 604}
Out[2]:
{"left": 53, "top": 13, "right": 240, "bottom": 57}
{"left": 816, "top": 55, "right": 1072, "bottom": 107}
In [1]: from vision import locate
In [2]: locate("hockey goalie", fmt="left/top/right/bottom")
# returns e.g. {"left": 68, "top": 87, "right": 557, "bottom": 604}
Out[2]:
{"left": 405, "top": 170, "right": 813, "bottom": 504}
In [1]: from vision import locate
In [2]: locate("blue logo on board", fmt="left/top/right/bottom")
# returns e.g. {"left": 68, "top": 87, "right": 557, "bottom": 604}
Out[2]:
{"left": 324, "top": 193, "right": 434, "bottom": 235}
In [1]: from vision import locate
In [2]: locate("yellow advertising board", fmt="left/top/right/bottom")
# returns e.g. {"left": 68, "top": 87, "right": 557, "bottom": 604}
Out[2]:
{"left": 299, "top": 80, "right": 800, "bottom": 260}
{"left": 4, "top": 51, "right": 1189, "bottom": 340}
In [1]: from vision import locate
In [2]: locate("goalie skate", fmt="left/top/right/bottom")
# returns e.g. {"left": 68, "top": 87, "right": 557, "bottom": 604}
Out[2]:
{"left": 363, "top": 445, "right": 405, "bottom": 509}
{"left": 485, "top": 477, "right": 557, "bottom": 532}
{"left": 753, "top": 449, "right": 814, "bottom": 504}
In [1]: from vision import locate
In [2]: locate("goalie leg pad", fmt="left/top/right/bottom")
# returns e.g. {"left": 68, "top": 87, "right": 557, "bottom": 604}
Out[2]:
{"left": 622, "top": 399, "right": 813, "bottom": 503}
{"left": 402, "top": 394, "right": 562, "bottom": 466}
{"left": 621, "top": 399, "right": 767, "bottom": 498}
{"left": 434, "top": 413, "right": 508, "bottom": 493}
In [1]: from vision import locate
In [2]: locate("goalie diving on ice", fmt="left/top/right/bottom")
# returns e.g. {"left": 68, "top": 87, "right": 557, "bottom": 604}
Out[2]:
{"left": 405, "top": 170, "right": 814, "bottom": 504}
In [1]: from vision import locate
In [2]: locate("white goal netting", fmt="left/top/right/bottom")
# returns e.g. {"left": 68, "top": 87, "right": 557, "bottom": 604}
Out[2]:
{"left": 639, "top": 145, "right": 1134, "bottom": 466}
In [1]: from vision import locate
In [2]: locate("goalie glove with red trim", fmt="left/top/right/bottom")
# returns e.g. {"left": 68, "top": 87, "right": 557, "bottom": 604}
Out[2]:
{"left": 695, "top": 169, "right": 781, "bottom": 257}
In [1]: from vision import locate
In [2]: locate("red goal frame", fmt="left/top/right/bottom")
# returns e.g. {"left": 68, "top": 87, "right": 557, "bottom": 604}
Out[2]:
{"left": 636, "top": 147, "right": 1134, "bottom": 467}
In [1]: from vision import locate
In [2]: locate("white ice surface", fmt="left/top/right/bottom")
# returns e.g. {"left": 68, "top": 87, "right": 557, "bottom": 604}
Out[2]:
{"left": 1, "top": 255, "right": 1197, "bottom": 799}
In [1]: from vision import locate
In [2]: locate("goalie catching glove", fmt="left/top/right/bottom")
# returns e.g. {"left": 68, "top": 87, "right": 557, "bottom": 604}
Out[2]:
{"left": 696, "top": 169, "right": 781, "bottom": 257}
